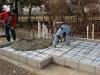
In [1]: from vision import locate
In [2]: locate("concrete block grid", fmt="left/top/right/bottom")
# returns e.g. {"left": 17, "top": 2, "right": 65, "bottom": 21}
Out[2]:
{"left": 0, "top": 38, "right": 100, "bottom": 74}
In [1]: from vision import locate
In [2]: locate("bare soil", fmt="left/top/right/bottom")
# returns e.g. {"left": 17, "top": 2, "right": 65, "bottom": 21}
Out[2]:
{"left": 0, "top": 58, "right": 36, "bottom": 75}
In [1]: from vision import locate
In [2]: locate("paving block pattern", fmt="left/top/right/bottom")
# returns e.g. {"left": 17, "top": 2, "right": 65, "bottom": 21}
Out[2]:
{"left": 0, "top": 38, "right": 100, "bottom": 74}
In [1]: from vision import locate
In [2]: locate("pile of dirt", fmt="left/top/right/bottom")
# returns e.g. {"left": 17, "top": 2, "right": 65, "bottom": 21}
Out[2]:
{"left": 10, "top": 38, "right": 52, "bottom": 51}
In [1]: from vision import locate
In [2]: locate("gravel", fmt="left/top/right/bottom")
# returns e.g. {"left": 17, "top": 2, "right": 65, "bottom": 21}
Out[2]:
{"left": 10, "top": 38, "right": 52, "bottom": 51}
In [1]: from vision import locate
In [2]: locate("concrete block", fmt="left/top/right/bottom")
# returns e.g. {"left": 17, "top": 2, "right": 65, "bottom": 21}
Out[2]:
{"left": 59, "top": 48, "right": 69, "bottom": 51}
{"left": 18, "top": 54, "right": 27, "bottom": 63}
{"left": 96, "top": 56, "right": 100, "bottom": 60}
{"left": 79, "top": 62, "right": 95, "bottom": 73}
{"left": 53, "top": 56, "right": 65, "bottom": 66}
{"left": 76, "top": 52, "right": 87, "bottom": 57}
{"left": 80, "top": 57, "right": 94, "bottom": 64}
{"left": 30, "top": 52, "right": 39, "bottom": 56}
{"left": 0, "top": 48, "right": 5, "bottom": 55}
{"left": 82, "top": 42, "right": 90, "bottom": 44}
{"left": 71, "top": 55, "right": 83, "bottom": 61}
{"left": 63, "top": 46, "right": 72, "bottom": 50}
{"left": 71, "top": 48, "right": 81, "bottom": 52}
{"left": 44, "top": 50, "right": 54, "bottom": 54}
{"left": 65, "top": 59, "right": 79, "bottom": 69}
{"left": 68, "top": 50, "right": 78, "bottom": 55}
{"left": 25, "top": 54, "right": 35, "bottom": 58}
{"left": 92, "top": 60, "right": 100, "bottom": 66}
{"left": 4, "top": 50, "right": 11, "bottom": 57}
{"left": 76, "top": 45, "right": 85, "bottom": 49}
{"left": 33, "top": 56, "right": 43, "bottom": 60}
{"left": 37, "top": 54, "right": 49, "bottom": 58}
{"left": 56, "top": 44, "right": 63, "bottom": 48}
{"left": 75, "top": 40, "right": 83, "bottom": 43}
{"left": 89, "top": 51, "right": 99, "bottom": 55}
{"left": 85, "top": 54, "right": 97, "bottom": 59}
{"left": 38, "top": 56, "right": 52, "bottom": 69}
{"left": 95, "top": 66, "right": 100, "bottom": 75}
{"left": 11, "top": 52, "right": 19, "bottom": 60}
{"left": 53, "top": 51, "right": 63, "bottom": 56}
{"left": 27, "top": 57, "right": 38, "bottom": 68}
{"left": 62, "top": 53, "right": 75, "bottom": 59}
{"left": 37, "top": 49, "right": 46, "bottom": 52}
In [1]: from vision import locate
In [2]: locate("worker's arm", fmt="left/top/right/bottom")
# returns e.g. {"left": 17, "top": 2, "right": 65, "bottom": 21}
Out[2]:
{"left": 0, "top": 20, "right": 5, "bottom": 25}
{"left": 0, "top": 12, "right": 5, "bottom": 25}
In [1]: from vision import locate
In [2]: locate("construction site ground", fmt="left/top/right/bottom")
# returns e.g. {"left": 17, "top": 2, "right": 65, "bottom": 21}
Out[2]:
{"left": 0, "top": 28, "right": 100, "bottom": 75}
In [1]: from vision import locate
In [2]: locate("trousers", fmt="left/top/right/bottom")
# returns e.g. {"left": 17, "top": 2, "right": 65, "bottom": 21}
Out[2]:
{"left": 53, "top": 25, "right": 70, "bottom": 45}
{"left": 4, "top": 25, "right": 16, "bottom": 42}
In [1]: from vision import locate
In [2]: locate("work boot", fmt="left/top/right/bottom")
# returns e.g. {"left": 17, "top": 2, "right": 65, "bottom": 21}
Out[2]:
{"left": 66, "top": 43, "right": 70, "bottom": 46}
{"left": 51, "top": 45, "right": 56, "bottom": 48}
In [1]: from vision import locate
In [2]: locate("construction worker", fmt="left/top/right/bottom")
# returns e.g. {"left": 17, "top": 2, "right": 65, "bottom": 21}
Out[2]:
{"left": 55, "top": 22, "right": 66, "bottom": 42}
{"left": 52, "top": 22, "right": 70, "bottom": 48}
{"left": 0, "top": 9, "right": 17, "bottom": 42}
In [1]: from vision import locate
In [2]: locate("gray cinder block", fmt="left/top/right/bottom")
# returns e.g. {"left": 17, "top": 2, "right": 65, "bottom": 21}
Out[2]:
{"left": 79, "top": 62, "right": 95, "bottom": 73}
{"left": 4, "top": 50, "right": 11, "bottom": 57}
{"left": 27, "top": 57, "right": 38, "bottom": 68}
{"left": 0, "top": 48, "right": 5, "bottom": 55}
{"left": 53, "top": 56, "right": 65, "bottom": 66}
{"left": 38, "top": 56, "right": 52, "bottom": 69}
{"left": 95, "top": 66, "right": 100, "bottom": 75}
{"left": 18, "top": 54, "right": 27, "bottom": 63}
{"left": 65, "top": 59, "right": 79, "bottom": 69}
{"left": 11, "top": 52, "right": 19, "bottom": 60}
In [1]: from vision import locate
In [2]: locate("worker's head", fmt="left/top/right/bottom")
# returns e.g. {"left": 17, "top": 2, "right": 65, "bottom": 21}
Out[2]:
{"left": 2, "top": 5, "right": 10, "bottom": 12}
{"left": 10, "top": 9, "right": 17, "bottom": 15}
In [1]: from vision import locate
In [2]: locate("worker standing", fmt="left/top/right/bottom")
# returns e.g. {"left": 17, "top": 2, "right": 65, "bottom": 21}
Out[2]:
{"left": 0, "top": 9, "right": 17, "bottom": 42}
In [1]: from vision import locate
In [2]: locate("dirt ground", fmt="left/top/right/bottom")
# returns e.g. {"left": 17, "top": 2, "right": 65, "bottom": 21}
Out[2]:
{"left": 0, "top": 28, "right": 37, "bottom": 75}
{"left": 0, "top": 58, "right": 37, "bottom": 75}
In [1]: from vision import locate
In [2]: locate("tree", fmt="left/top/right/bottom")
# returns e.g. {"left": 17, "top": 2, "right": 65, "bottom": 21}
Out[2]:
{"left": 18, "top": 0, "right": 42, "bottom": 30}
{"left": 68, "top": 0, "right": 100, "bottom": 35}
{"left": 0, "top": 0, "right": 3, "bottom": 12}
{"left": 43, "top": 0, "right": 68, "bottom": 22}
{"left": 70, "top": 0, "right": 100, "bottom": 21}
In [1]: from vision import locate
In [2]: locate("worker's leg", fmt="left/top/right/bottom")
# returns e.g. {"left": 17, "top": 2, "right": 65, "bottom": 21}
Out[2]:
{"left": 65, "top": 26, "right": 70, "bottom": 44}
{"left": 4, "top": 25, "right": 10, "bottom": 42}
{"left": 10, "top": 28, "right": 16, "bottom": 41}
{"left": 53, "top": 27, "right": 64, "bottom": 46}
